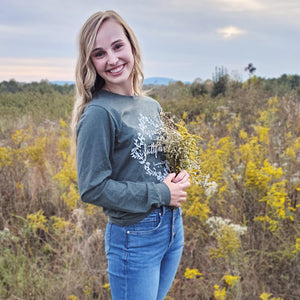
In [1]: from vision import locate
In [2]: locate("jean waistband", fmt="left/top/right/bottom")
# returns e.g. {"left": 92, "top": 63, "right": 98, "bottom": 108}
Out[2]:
{"left": 165, "top": 205, "right": 178, "bottom": 210}
{"left": 154, "top": 205, "right": 178, "bottom": 216}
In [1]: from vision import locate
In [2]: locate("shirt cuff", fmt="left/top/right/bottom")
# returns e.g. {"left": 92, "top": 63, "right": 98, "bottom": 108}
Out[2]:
{"left": 156, "top": 182, "right": 171, "bottom": 206}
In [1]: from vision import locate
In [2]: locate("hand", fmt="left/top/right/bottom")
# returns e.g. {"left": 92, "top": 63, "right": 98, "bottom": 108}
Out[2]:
{"left": 171, "top": 170, "right": 190, "bottom": 184}
{"left": 163, "top": 171, "right": 191, "bottom": 207}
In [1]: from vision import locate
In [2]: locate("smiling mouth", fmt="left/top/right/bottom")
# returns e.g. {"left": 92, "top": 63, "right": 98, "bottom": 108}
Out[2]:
{"left": 107, "top": 64, "right": 125, "bottom": 74}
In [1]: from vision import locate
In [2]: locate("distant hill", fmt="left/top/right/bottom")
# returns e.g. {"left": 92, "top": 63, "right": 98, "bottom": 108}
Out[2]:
{"left": 50, "top": 81, "right": 75, "bottom": 86}
{"left": 143, "top": 77, "right": 175, "bottom": 85}
{"left": 50, "top": 77, "right": 189, "bottom": 86}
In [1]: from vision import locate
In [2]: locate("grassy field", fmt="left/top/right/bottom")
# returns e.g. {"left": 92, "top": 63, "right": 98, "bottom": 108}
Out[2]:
{"left": 0, "top": 77, "right": 299, "bottom": 299}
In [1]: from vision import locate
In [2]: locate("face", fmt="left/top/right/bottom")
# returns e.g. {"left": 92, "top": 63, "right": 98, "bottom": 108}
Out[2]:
{"left": 91, "top": 18, "right": 135, "bottom": 95}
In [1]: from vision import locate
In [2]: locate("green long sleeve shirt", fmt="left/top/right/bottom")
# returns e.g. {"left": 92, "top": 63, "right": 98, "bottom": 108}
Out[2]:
{"left": 76, "top": 90, "right": 171, "bottom": 226}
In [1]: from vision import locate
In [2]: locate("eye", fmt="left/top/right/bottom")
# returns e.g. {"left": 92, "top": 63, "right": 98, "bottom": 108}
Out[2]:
{"left": 94, "top": 50, "right": 105, "bottom": 58}
{"left": 113, "top": 43, "right": 123, "bottom": 51}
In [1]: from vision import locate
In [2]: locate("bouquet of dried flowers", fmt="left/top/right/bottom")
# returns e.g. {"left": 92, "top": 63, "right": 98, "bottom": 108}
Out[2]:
{"left": 156, "top": 112, "right": 202, "bottom": 176}
{"left": 157, "top": 111, "right": 218, "bottom": 198}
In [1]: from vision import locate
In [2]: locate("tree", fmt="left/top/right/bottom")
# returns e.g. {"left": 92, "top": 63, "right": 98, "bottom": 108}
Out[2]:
{"left": 211, "top": 66, "right": 229, "bottom": 97}
{"left": 190, "top": 78, "right": 208, "bottom": 97}
{"left": 245, "top": 63, "right": 256, "bottom": 77}
{"left": 0, "top": 79, "right": 20, "bottom": 93}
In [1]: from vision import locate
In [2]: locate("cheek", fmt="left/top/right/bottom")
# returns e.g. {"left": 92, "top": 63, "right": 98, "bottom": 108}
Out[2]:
{"left": 124, "top": 46, "right": 134, "bottom": 64}
{"left": 92, "top": 60, "right": 105, "bottom": 73}
{"left": 127, "top": 52, "right": 134, "bottom": 67}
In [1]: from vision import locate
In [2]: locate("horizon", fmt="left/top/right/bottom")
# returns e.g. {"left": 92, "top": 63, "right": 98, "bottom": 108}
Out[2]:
{"left": 1, "top": 72, "right": 300, "bottom": 86}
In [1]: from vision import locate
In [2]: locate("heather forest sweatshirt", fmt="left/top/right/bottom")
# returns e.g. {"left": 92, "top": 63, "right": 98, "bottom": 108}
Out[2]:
{"left": 76, "top": 90, "right": 171, "bottom": 226}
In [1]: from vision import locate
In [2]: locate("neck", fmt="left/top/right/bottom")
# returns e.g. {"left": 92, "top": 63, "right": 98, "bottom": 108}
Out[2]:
{"left": 103, "top": 83, "right": 134, "bottom": 96}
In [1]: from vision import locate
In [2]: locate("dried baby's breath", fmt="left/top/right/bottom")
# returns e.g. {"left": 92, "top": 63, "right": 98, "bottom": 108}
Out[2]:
{"left": 156, "top": 112, "right": 201, "bottom": 174}
{"left": 157, "top": 112, "right": 218, "bottom": 195}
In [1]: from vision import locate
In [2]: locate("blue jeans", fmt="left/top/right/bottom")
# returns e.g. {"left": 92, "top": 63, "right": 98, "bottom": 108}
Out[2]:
{"left": 105, "top": 206, "right": 184, "bottom": 300}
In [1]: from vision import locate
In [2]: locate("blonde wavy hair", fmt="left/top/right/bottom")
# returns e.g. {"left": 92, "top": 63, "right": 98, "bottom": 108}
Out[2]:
{"left": 71, "top": 10, "right": 144, "bottom": 154}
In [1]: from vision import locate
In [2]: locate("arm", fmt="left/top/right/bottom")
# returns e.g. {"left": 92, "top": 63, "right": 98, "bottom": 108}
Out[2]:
{"left": 76, "top": 106, "right": 170, "bottom": 214}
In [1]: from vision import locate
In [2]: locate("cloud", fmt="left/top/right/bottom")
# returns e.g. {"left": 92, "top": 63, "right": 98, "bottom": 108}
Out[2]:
{"left": 166, "top": 0, "right": 264, "bottom": 13}
{"left": 217, "top": 26, "right": 246, "bottom": 39}
{"left": 0, "top": 25, "right": 35, "bottom": 35}
{"left": 0, "top": 57, "right": 75, "bottom": 82}
{"left": 216, "top": 0, "right": 264, "bottom": 11}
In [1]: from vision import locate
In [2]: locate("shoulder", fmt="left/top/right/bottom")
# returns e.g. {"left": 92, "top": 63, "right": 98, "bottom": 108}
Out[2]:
{"left": 86, "top": 91, "right": 116, "bottom": 111}
{"left": 136, "top": 94, "right": 162, "bottom": 112}
{"left": 84, "top": 90, "right": 126, "bottom": 119}
{"left": 77, "top": 99, "right": 121, "bottom": 136}
{"left": 138, "top": 93, "right": 159, "bottom": 104}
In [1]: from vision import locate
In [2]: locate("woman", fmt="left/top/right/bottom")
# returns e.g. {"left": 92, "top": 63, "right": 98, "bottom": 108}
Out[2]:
{"left": 71, "top": 10, "right": 190, "bottom": 300}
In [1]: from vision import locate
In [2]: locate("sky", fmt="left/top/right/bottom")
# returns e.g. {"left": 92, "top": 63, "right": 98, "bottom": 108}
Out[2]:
{"left": 0, "top": 0, "right": 299, "bottom": 83}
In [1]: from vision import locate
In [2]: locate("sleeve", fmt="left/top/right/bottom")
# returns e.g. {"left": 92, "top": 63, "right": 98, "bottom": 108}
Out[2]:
{"left": 76, "top": 105, "right": 171, "bottom": 213}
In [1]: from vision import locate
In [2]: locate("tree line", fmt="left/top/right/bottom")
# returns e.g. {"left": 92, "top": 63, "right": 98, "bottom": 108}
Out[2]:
{"left": 1, "top": 72, "right": 300, "bottom": 98}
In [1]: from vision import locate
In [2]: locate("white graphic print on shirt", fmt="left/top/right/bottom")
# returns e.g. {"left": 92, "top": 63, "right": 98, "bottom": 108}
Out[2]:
{"left": 131, "top": 114, "right": 169, "bottom": 181}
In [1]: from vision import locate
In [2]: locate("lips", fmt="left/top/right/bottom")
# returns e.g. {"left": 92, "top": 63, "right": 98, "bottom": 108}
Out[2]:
{"left": 107, "top": 64, "right": 125, "bottom": 75}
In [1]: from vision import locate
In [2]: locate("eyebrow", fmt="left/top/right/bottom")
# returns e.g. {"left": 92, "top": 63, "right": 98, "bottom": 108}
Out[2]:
{"left": 91, "top": 39, "right": 123, "bottom": 54}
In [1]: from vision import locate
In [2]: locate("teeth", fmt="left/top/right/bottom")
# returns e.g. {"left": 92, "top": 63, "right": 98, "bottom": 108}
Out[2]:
{"left": 110, "top": 65, "right": 123, "bottom": 73}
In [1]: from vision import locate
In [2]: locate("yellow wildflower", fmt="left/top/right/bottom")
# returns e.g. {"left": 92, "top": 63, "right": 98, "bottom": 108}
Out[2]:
{"left": 239, "top": 129, "right": 248, "bottom": 140}
{"left": 184, "top": 268, "right": 203, "bottom": 279}
{"left": 222, "top": 274, "right": 240, "bottom": 287}
{"left": 83, "top": 281, "right": 92, "bottom": 296}
{"left": 293, "top": 237, "right": 300, "bottom": 254}
{"left": 214, "top": 285, "right": 226, "bottom": 300}
{"left": 102, "top": 283, "right": 110, "bottom": 290}
{"left": 0, "top": 146, "right": 13, "bottom": 167}
{"left": 62, "top": 183, "right": 79, "bottom": 210}
{"left": 259, "top": 292, "right": 283, "bottom": 300}
{"left": 50, "top": 216, "right": 71, "bottom": 233}
{"left": 59, "top": 118, "right": 68, "bottom": 128}
{"left": 27, "top": 210, "right": 48, "bottom": 232}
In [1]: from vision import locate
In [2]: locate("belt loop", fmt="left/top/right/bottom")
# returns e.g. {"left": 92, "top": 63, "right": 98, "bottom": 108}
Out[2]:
{"left": 161, "top": 206, "right": 166, "bottom": 215}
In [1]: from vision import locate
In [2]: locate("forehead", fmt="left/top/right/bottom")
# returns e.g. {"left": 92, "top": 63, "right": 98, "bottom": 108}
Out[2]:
{"left": 94, "top": 18, "right": 127, "bottom": 47}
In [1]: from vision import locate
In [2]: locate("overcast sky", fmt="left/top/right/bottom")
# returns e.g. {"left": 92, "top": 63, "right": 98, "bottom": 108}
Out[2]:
{"left": 0, "top": 0, "right": 299, "bottom": 83}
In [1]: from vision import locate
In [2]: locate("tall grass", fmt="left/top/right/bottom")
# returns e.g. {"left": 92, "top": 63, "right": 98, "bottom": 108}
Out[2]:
{"left": 0, "top": 80, "right": 299, "bottom": 299}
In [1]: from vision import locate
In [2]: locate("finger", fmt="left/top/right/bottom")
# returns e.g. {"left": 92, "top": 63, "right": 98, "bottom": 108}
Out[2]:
{"left": 177, "top": 170, "right": 187, "bottom": 179}
{"left": 164, "top": 173, "right": 176, "bottom": 183}
{"left": 179, "top": 175, "right": 190, "bottom": 184}
{"left": 173, "top": 170, "right": 190, "bottom": 183}
{"left": 176, "top": 194, "right": 187, "bottom": 204}
{"left": 181, "top": 192, "right": 188, "bottom": 200}
{"left": 180, "top": 181, "right": 191, "bottom": 190}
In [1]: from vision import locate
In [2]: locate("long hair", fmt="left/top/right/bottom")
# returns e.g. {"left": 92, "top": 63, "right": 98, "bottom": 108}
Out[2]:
{"left": 71, "top": 10, "right": 144, "bottom": 155}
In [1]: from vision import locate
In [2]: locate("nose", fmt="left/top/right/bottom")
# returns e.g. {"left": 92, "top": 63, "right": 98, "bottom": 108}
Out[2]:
{"left": 107, "top": 51, "right": 118, "bottom": 65}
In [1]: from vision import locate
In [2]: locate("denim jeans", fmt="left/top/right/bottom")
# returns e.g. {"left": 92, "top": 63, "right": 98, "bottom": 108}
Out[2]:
{"left": 105, "top": 206, "right": 184, "bottom": 300}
